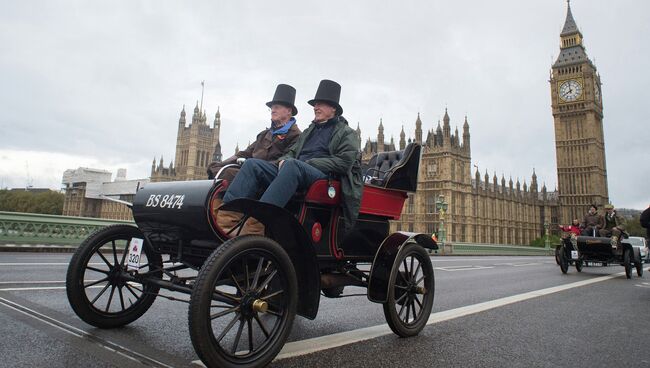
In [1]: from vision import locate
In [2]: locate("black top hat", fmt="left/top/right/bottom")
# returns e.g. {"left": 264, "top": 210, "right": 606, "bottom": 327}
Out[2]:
{"left": 266, "top": 84, "right": 298, "bottom": 116}
{"left": 308, "top": 79, "right": 343, "bottom": 116}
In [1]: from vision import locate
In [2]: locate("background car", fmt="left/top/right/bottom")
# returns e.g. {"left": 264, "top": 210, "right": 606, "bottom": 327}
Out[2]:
{"left": 623, "top": 236, "right": 648, "bottom": 263}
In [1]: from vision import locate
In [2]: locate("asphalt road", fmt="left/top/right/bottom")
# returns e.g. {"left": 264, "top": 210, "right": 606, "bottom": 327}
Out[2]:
{"left": 1, "top": 252, "right": 649, "bottom": 368}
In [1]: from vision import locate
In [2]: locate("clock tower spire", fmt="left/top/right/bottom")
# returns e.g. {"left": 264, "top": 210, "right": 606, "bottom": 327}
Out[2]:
{"left": 550, "top": 1, "right": 608, "bottom": 224}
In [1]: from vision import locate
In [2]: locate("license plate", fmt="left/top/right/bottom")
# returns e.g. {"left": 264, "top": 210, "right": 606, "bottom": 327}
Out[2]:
{"left": 571, "top": 250, "right": 578, "bottom": 260}
{"left": 127, "top": 238, "right": 144, "bottom": 271}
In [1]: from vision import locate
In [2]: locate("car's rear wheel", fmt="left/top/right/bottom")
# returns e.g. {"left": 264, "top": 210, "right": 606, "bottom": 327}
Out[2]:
{"left": 623, "top": 249, "right": 632, "bottom": 279}
{"left": 383, "top": 243, "right": 434, "bottom": 337}
{"left": 558, "top": 246, "right": 569, "bottom": 274}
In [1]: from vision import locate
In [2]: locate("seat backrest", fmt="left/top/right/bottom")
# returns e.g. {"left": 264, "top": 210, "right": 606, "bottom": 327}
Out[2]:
{"left": 364, "top": 143, "right": 421, "bottom": 191}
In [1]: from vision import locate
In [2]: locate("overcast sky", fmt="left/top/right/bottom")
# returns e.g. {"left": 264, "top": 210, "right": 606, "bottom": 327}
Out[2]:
{"left": 0, "top": 1, "right": 648, "bottom": 209}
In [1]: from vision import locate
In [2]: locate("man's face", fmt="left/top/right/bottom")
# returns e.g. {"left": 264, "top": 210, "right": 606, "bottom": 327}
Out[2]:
{"left": 589, "top": 207, "right": 596, "bottom": 214}
{"left": 271, "top": 104, "right": 292, "bottom": 124}
{"left": 313, "top": 102, "right": 336, "bottom": 122}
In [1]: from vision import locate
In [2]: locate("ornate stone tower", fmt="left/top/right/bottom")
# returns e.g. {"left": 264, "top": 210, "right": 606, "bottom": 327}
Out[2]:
{"left": 550, "top": 1, "right": 608, "bottom": 223}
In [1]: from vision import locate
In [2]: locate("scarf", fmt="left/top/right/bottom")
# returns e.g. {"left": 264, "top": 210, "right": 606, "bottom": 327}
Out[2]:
{"left": 271, "top": 118, "right": 296, "bottom": 136}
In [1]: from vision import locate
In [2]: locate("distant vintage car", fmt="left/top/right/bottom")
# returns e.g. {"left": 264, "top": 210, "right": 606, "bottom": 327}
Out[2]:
{"left": 623, "top": 236, "right": 649, "bottom": 264}
{"left": 66, "top": 143, "right": 437, "bottom": 368}
{"left": 557, "top": 234, "right": 644, "bottom": 278}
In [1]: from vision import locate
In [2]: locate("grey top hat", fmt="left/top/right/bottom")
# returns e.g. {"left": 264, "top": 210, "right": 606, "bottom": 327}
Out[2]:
{"left": 308, "top": 79, "right": 343, "bottom": 116}
{"left": 266, "top": 84, "right": 298, "bottom": 116}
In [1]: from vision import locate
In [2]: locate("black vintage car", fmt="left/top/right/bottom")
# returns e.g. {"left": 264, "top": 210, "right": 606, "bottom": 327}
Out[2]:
{"left": 65, "top": 143, "right": 437, "bottom": 368}
{"left": 557, "top": 234, "right": 644, "bottom": 278}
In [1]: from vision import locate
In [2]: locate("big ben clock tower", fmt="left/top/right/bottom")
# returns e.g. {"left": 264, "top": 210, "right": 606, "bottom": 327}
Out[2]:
{"left": 550, "top": 1, "right": 608, "bottom": 224}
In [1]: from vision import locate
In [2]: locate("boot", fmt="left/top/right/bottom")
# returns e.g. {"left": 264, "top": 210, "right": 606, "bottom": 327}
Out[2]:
{"left": 217, "top": 210, "right": 244, "bottom": 236}
{"left": 241, "top": 217, "right": 265, "bottom": 236}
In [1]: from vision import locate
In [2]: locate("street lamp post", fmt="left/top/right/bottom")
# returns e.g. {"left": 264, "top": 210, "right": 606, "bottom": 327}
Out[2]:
{"left": 435, "top": 195, "right": 448, "bottom": 244}
{"left": 544, "top": 222, "right": 550, "bottom": 250}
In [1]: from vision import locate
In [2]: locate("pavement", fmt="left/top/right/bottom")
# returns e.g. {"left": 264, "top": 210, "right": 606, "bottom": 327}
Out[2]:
{"left": 0, "top": 253, "right": 649, "bottom": 368}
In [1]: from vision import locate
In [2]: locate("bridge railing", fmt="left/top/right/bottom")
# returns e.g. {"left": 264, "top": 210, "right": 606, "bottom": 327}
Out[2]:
{"left": 0, "top": 211, "right": 554, "bottom": 255}
{"left": 0, "top": 211, "right": 132, "bottom": 246}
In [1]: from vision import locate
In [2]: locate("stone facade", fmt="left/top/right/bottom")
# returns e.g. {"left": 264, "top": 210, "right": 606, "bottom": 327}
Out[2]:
{"left": 550, "top": 2, "right": 609, "bottom": 223}
{"left": 151, "top": 102, "right": 222, "bottom": 182}
{"left": 360, "top": 109, "right": 559, "bottom": 245}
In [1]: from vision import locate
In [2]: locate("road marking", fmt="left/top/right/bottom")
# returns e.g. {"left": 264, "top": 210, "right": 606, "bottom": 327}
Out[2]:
{"left": 434, "top": 265, "right": 494, "bottom": 271}
{"left": 512, "top": 263, "right": 542, "bottom": 267}
{"left": 431, "top": 257, "right": 551, "bottom": 263}
{"left": 0, "top": 296, "right": 176, "bottom": 368}
{"left": 271, "top": 271, "right": 626, "bottom": 361}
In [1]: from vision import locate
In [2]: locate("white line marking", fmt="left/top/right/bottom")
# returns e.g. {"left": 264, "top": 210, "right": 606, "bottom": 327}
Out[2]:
{"left": 0, "top": 286, "right": 104, "bottom": 291}
{"left": 431, "top": 257, "right": 551, "bottom": 263}
{"left": 0, "top": 296, "right": 176, "bottom": 368}
{"left": 272, "top": 271, "right": 625, "bottom": 361}
{"left": 512, "top": 263, "right": 542, "bottom": 267}
{"left": 434, "top": 266, "right": 494, "bottom": 271}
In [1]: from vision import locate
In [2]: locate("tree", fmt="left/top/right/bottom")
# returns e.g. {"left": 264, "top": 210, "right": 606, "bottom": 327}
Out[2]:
{"left": 0, "top": 190, "right": 64, "bottom": 215}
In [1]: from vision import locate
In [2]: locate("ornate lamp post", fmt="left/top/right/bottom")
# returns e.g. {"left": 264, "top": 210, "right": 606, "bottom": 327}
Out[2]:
{"left": 435, "top": 195, "right": 448, "bottom": 244}
{"left": 544, "top": 222, "right": 550, "bottom": 250}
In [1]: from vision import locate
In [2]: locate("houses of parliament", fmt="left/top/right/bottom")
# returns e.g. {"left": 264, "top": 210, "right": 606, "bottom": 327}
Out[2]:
{"left": 146, "top": 2, "right": 607, "bottom": 245}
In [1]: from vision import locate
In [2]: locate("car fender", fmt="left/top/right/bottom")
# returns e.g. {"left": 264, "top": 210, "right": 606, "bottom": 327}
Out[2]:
{"left": 220, "top": 198, "right": 320, "bottom": 319}
{"left": 367, "top": 232, "right": 437, "bottom": 303}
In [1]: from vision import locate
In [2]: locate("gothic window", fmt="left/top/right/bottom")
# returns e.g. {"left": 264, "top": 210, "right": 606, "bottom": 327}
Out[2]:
{"left": 427, "top": 163, "right": 437, "bottom": 178}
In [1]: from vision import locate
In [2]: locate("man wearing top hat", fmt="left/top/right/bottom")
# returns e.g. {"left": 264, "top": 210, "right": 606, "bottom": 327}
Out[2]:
{"left": 599, "top": 204, "right": 626, "bottom": 245}
{"left": 207, "top": 84, "right": 301, "bottom": 182}
{"left": 222, "top": 79, "right": 363, "bottom": 233}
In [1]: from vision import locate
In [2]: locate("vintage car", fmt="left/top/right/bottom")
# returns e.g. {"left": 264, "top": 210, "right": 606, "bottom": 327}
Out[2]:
{"left": 65, "top": 143, "right": 437, "bottom": 368}
{"left": 557, "top": 234, "right": 644, "bottom": 278}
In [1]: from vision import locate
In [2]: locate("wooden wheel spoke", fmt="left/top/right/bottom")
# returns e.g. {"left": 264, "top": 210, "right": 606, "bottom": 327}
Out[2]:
{"left": 414, "top": 294, "right": 423, "bottom": 309}
{"left": 247, "top": 318, "right": 254, "bottom": 353}
{"left": 111, "top": 240, "right": 119, "bottom": 268}
{"left": 411, "top": 262, "right": 422, "bottom": 283}
{"left": 86, "top": 266, "right": 109, "bottom": 275}
{"left": 409, "top": 256, "right": 415, "bottom": 279}
{"left": 397, "top": 298, "right": 407, "bottom": 318}
{"left": 231, "top": 318, "right": 245, "bottom": 354}
{"left": 120, "top": 240, "right": 129, "bottom": 267}
{"left": 90, "top": 282, "right": 111, "bottom": 304}
{"left": 256, "top": 269, "right": 277, "bottom": 293}
{"left": 216, "top": 312, "right": 241, "bottom": 343}
{"left": 244, "top": 258, "right": 250, "bottom": 291}
{"left": 251, "top": 257, "right": 264, "bottom": 290}
{"left": 395, "top": 284, "right": 409, "bottom": 290}
{"left": 124, "top": 283, "right": 141, "bottom": 299}
{"left": 96, "top": 251, "right": 113, "bottom": 268}
{"left": 404, "top": 296, "right": 411, "bottom": 322}
{"left": 84, "top": 277, "right": 109, "bottom": 288}
{"left": 402, "top": 259, "right": 409, "bottom": 274}
{"left": 230, "top": 271, "right": 245, "bottom": 295}
{"left": 254, "top": 314, "right": 270, "bottom": 338}
{"left": 265, "top": 303, "right": 284, "bottom": 317}
{"left": 410, "top": 298, "right": 417, "bottom": 321}
{"left": 260, "top": 289, "right": 284, "bottom": 300}
{"left": 212, "top": 290, "right": 240, "bottom": 305}
{"left": 395, "top": 291, "right": 408, "bottom": 304}
{"left": 211, "top": 306, "right": 240, "bottom": 320}
{"left": 415, "top": 275, "right": 425, "bottom": 285}
{"left": 118, "top": 285, "right": 126, "bottom": 310}
{"left": 105, "top": 285, "right": 116, "bottom": 312}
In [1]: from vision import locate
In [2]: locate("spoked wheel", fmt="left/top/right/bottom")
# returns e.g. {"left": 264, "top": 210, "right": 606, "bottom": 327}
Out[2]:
{"left": 189, "top": 235, "right": 297, "bottom": 368}
{"left": 382, "top": 243, "right": 434, "bottom": 337}
{"left": 623, "top": 249, "right": 632, "bottom": 279}
{"left": 635, "top": 253, "right": 644, "bottom": 277}
{"left": 66, "top": 224, "right": 162, "bottom": 328}
{"left": 575, "top": 259, "right": 583, "bottom": 272}
{"left": 558, "top": 246, "right": 569, "bottom": 274}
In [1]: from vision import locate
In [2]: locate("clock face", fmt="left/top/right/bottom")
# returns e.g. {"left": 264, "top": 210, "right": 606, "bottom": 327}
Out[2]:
{"left": 559, "top": 79, "right": 583, "bottom": 102}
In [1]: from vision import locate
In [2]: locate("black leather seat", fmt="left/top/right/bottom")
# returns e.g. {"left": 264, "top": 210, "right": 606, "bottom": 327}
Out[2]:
{"left": 364, "top": 143, "right": 420, "bottom": 192}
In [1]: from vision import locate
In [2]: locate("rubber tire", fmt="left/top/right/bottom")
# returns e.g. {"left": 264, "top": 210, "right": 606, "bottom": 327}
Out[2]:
{"left": 558, "top": 246, "right": 569, "bottom": 274}
{"left": 554, "top": 245, "right": 561, "bottom": 265}
{"left": 623, "top": 249, "right": 632, "bottom": 279}
{"left": 575, "top": 260, "right": 583, "bottom": 272}
{"left": 636, "top": 254, "right": 644, "bottom": 277}
{"left": 188, "top": 235, "right": 297, "bottom": 368}
{"left": 383, "top": 243, "right": 435, "bottom": 338}
{"left": 66, "top": 224, "right": 162, "bottom": 328}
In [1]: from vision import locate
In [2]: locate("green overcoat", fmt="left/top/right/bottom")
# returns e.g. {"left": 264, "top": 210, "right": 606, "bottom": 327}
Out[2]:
{"left": 279, "top": 116, "right": 363, "bottom": 233}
